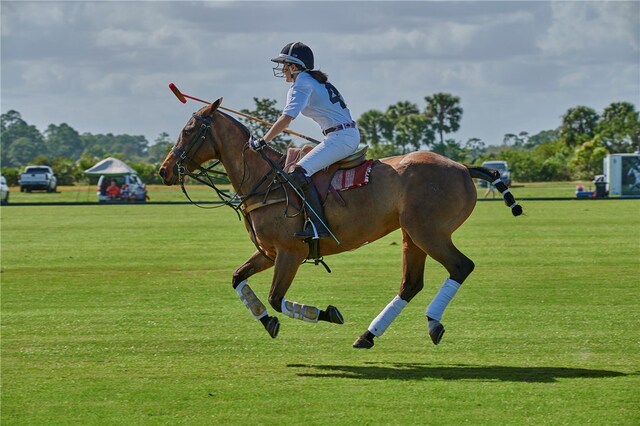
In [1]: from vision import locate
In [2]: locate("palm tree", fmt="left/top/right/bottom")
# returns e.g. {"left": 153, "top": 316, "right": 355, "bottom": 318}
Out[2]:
{"left": 357, "top": 109, "right": 387, "bottom": 147}
{"left": 424, "top": 93, "right": 463, "bottom": 145}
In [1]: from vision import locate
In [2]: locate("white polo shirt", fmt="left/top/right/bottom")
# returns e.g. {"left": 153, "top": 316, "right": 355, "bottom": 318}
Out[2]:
{"left": 282, "top": 72, "right": 354, "bottom": 131}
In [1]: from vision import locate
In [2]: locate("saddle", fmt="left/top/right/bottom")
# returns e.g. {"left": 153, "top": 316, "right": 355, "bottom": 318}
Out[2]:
{"left": 284, "top": 145, "right": 369, "bottom": 205}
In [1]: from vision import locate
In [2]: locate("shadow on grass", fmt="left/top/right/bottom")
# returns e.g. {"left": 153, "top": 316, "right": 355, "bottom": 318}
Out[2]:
{"left": 287, "top": 362, "right": 628, "bottom": 383}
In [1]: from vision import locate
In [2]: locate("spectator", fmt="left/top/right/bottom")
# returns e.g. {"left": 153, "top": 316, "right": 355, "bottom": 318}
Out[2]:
{"left": 121, "top": 183, "right": 130, "bottom": 201}
{"left": 131, "top": 185, "right": 149, "bottom": 201}
{"left": 106, "top": 179, "right": 121, "bottom": 200}
{"left": 484, "top": 182, "right": 496, "bottom": 198}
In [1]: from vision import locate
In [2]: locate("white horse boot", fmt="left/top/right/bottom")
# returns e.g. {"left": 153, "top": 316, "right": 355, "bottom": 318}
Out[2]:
{"left": 426, "top": 278, "right": 461, "bottom": 345}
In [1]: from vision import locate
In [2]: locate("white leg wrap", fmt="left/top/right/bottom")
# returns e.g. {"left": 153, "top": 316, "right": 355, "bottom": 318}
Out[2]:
{"left": 368, "top": 295, "right": 408, "bottom": 337}
{"left": 426, "top": 278, "right": 461, "bottom": 321}
{"left": 235, "top": 280, "right": 268, "bottom": 320}
{"left": 281, "top": 298, "right": 320, "bottom": 322}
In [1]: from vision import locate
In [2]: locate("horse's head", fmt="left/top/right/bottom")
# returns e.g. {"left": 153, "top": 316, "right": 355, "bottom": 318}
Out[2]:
{"left": 159, "top": 98, "right": 222, "bottom": 185}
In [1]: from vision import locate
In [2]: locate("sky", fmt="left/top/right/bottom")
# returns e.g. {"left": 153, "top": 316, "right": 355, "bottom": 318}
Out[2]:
{"left": 1, "top": 1, "right": 639, "bottom": 148}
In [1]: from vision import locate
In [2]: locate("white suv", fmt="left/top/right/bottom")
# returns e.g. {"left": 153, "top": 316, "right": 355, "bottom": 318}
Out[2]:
{"left": 0, "top": 175, "right": 9, "bottom": 205}
{"left": 97, "top": 174, "right": 147, "bottom": 202}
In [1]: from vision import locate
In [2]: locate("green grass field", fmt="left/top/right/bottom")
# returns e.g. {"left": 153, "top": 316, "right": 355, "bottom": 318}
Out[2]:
{"left": 1, "top": 199, "right": 639, "bottom": 424}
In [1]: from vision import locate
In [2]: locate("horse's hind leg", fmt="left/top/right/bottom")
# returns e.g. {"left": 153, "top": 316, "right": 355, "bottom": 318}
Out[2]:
{"left": 353, "top": 231, "right": 426, "bottom": 349}
{"left": 419, "top": 234, "right": 475, "bottom": 345}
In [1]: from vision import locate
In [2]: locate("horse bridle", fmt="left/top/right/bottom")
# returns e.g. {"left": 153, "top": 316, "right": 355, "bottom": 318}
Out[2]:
{"left": 172, "top": 113, "right": 214, "bottom": 174}
{"left": 171, "top": 113, "right": 236, "bottom": 209}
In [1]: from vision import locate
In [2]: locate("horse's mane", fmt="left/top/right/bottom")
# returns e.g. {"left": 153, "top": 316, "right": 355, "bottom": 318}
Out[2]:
{"left": 216, "top": 110, "right": 285, "bottom": 157}
{"left": 216, "top": 110, "right": 251, "bottom": 139}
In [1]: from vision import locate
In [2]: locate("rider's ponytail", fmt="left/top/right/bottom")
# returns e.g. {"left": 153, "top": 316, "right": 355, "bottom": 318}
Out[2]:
{"left": 306, "top": 70, "right": 329, "bottom": 84}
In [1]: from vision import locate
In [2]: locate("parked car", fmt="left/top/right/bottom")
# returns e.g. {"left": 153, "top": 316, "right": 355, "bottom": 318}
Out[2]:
{"left": 0, "top": 175, "right": 9, "bottom": 204}
{"left": 19, "top": 165, "right": 57, "bottom": 192}
{"left": 97, "top": 174, "right": 147, "bottom": 202}
{"left": 481, "top": 160, "right": 511, "bottom": 187}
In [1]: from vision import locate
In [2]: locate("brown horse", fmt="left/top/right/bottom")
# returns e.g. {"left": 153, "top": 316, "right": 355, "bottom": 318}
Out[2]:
{"left": 159, "top": 99, "right": 522, "bottom": 349}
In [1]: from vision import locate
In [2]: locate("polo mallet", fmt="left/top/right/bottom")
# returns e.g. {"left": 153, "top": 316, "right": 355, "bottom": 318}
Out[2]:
{"left": 169, "top": 83, "right": 338, "bottom": 244}
{"left": 168, "top": 83, "right": 321, "bottom": 145}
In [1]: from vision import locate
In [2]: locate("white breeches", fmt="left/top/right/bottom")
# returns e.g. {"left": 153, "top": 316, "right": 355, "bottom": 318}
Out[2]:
{"left": 296, "top": 127, "right": 360, "bottom": 176}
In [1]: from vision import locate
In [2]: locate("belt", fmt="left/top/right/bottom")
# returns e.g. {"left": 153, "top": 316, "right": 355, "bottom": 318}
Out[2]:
{"left": 322, "top": 121, "right": 357, "bottom": 136}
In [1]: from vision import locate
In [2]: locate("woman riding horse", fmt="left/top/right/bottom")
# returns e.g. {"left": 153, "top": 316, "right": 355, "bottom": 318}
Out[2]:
{"left": 251, "top": 42, "right": 360, "bottom": 240}
{"left": 159, "top": 91, "right": 522, "bottom": 351}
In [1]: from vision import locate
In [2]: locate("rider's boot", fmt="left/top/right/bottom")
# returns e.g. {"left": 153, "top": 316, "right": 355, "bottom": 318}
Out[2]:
{"left": 289, "top": 167, "right": 329, "bottom": 239}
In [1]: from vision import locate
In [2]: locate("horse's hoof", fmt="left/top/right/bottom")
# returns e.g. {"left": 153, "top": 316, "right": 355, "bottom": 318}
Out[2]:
{"left": 326, "top": 305, "right": 344, "bottom": 325}
{"left": 264, "top": 316, "right": 280, "bottom": 339}
{"left": 428, "top": 320, "right": 445, "bottom": 345}
{"left": 352, "top": 333, "right": 374, "bottom": 349}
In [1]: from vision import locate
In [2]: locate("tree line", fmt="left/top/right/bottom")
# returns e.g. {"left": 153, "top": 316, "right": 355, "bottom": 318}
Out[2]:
{"left": 0, "top": 110, "right": 173, "bottom": 185}
{"left": 1, "top": 94, "right": 638, "bottom": 186}
{"left": 242, "top": 94, "right": 639, "bottom": 182}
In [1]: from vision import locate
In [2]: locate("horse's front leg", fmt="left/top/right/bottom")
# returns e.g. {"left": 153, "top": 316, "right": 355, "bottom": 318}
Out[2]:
{"left": 232, "top": 250, "right": 281, "bottom": 338}
{"left": 268, "top": 250, "right": 344, "bottom": 326}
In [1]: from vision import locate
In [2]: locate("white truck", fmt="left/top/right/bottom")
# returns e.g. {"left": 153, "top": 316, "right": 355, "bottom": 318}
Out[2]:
{"left": 19, "top": 165, "right": 57, "bottom": 193}
{"left": 602, "top": 153, "right": 640, "bottom": 197}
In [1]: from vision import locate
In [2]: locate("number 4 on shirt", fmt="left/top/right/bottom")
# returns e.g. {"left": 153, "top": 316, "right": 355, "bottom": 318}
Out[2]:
{"left": 325, "top": 83, "right": 347, "bottom": 109}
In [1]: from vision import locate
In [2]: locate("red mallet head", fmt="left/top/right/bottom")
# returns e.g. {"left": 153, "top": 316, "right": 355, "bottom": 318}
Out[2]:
{"left": 168, "top": 83, "right": 187, "bottom": 103}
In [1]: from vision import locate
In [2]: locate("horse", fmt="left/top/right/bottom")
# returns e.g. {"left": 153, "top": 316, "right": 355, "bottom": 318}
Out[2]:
{"left": 159, "top": 99, "right": 522, "bottom": 349}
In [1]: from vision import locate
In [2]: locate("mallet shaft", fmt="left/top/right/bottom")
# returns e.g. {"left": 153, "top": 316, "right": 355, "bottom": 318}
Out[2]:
{"left": 170, "top": 84, "right": 321, "bottom": 144}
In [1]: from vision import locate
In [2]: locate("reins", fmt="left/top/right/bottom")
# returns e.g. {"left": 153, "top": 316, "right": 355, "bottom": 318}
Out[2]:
{"left": 174, "top": 113, "right": 243, "bottom": 216}
{"left": 171, "top": 110, "right": 331, "bottom": 271}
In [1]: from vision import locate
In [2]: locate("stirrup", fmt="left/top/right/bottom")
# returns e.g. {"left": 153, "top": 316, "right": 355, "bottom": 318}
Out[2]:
{"left": 294, "top": 218, "right": 328, "bottom": 240}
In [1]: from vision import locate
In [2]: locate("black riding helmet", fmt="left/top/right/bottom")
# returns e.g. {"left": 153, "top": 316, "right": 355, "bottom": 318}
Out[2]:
{"left": 271, "top": 42, "right": 314, "bottom": 77}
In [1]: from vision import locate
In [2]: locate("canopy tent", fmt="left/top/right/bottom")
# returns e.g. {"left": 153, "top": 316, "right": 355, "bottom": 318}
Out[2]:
{"left": 84, "top": 157, "right": 136, "bottom": 176}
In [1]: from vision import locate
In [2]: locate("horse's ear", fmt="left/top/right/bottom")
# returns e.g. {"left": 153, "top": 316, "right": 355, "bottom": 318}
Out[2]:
{"left": 203, "top": 98, "right": 223, "bottom": 116}
{"left": 211, "top": 97, "right": 223, "bottom": 111}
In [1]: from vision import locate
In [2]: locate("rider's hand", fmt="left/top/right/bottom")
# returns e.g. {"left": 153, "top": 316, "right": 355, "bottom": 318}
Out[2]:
{"left": 250, "top": 137, "right": 267, "bottom": 151}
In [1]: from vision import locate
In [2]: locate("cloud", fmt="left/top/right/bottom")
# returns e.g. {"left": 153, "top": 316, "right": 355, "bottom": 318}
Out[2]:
{"left": 1, "top": 1, "right": 638, "bottom": 148}
{"left": 538, "top": 1, "right": 640, "bottom": 59}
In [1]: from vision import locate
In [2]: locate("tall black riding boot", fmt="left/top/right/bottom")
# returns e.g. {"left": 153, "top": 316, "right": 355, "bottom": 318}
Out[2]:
{"left": 289, "top": 168, "right": 329, "bottom": 239}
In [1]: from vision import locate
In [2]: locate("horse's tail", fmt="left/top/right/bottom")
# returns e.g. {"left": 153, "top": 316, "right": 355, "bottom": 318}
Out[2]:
{"left": 466, "top": 166, "right": 523, "bottom": 216}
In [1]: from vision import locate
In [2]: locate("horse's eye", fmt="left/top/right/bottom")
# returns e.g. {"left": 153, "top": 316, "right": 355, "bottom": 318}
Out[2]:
{"left": 183, "top": 130, "right": 191, "bottom": 137}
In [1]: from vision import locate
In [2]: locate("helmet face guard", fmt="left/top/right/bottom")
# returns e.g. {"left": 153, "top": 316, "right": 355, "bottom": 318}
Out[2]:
{"left": 272, "top": 62, "right": 286, "bottom": 78}
{"left": 272, "top": 62, "right": 298, "bottom": 78}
